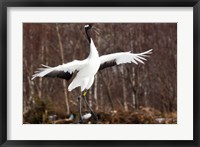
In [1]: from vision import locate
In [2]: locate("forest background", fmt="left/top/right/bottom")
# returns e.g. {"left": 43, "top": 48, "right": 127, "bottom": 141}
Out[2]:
{"left": 23, "top": 23, "right": 177, "bottom": 124}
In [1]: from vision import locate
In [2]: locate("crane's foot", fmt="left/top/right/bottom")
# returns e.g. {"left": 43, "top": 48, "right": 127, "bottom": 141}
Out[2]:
{"left": 82, "top": 91, "right": 98, "bottom": 122}
{"left": 78, "top": 118, "right": 83, "bottom": 124}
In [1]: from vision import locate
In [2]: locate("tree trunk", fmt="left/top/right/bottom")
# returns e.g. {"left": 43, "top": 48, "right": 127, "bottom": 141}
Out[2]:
{"left": 120, "top": 66, "right": 128, "bottom": 111}
{"left": 94, "top": 75, "right": 98, "bottom": 111}
{"left": 88, "top": 89, "right": 92, "bottom": 108}
{"left": 38, "top": 39, "right": 44, "bottom": 99}
{"left": 56, "top": 24, "right": 70, "bottom": 115}
{"left": 130, "top": 67, "right": 136, "bottom": 111}
{"left": 100, "top": 73, "right": 114, "bottom": 111}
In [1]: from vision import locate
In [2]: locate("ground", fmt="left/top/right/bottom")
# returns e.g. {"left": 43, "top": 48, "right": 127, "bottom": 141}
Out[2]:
{"left": 23, "top": 106, "right": 177, "bottom": 124}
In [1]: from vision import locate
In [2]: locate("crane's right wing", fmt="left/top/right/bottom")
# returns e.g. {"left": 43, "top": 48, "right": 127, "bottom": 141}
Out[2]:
{"left": 31, "top": 59, "right": 87, "bottom": 80}
{"left": 99, "top": 49, "right": 152, "bottom": 70}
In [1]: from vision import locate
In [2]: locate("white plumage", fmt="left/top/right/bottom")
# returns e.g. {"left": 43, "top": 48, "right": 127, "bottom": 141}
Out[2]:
{"left": 32, "top": 24, "right": 152, "bottom": 92}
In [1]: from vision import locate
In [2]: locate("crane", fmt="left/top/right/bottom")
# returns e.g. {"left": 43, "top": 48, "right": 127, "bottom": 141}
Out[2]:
{"left": 32, "top": 24, "right": 152, "bottom": 123}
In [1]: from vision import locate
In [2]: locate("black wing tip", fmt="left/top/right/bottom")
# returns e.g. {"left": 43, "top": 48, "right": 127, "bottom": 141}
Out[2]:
{"left": 45, "top": 70, "right": 73, "bottom": 81}
{"left": 99, "top": 60, "right": 117, "bottom": 71}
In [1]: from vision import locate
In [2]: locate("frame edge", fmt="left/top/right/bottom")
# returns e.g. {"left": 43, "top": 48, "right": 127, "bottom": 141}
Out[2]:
{"left": 193, "top": 1, "right": 200, "bottom": 146}
{"left": 0, "top": 1, "right": 7, "bottom": 147}
{"left": 1, "top": 0, "right": 199, "bottom": 147}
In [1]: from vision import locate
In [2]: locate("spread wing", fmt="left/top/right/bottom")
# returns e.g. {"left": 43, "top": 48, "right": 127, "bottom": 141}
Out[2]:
{"left": 32, "top": 59, "right": 87, "bottom": 80}
{"left": 99, "top": 49, "right": 152, "bottom": 70}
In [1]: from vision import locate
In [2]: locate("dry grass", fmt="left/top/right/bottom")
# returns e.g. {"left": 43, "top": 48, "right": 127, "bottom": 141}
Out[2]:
{"left": 23, "top": 103, "right": 177, "bottom": 124}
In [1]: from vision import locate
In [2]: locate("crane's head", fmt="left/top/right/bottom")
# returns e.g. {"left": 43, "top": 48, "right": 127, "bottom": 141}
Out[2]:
{"left": 84, "top": 24, "right": 100, "bottom": 43}
{"left": 84, "top": 24, "right": 92, "bottom": 30}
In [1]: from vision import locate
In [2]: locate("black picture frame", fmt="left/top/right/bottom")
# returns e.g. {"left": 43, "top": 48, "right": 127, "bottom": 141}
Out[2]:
{"left": 0, "top": 0, "right": 199, "bottom": 146}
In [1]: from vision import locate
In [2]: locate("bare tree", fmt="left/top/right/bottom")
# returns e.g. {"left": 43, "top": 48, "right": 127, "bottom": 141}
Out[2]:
{"left": 56, "top": 24, "right": 70, "bottom": 115}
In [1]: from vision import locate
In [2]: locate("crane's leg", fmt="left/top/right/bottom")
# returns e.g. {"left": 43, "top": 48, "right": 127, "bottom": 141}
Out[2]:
{"left": 82, "top": 91, "right": 98, "bottom": 121}
{"left": 77, "top": 96, "right": 83, "bottom": 123}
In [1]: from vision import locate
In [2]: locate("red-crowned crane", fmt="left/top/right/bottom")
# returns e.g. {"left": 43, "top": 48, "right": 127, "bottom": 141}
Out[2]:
{"left": 32, "top": 24, "right": 152, "bottom": 123}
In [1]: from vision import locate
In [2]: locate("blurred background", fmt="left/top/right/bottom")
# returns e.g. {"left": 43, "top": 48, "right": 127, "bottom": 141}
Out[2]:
{"left": 23, "top": 23, "right": 177, "bottom": 124}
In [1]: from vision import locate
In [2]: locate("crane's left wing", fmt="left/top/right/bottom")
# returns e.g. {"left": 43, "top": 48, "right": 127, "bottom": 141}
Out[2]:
{"left": 99, "top": 49, "right": 152, "bottom": 70}
{"left": 31, "top": 59, "right": 87, "bottom": 80}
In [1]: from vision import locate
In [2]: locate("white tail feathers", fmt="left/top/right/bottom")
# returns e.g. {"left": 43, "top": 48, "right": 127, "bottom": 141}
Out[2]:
{"left": 133, "top": 49, "right": 153, "bottom": 64}
{"left": 136, "top": 49, "right": 153, "bottom": 56}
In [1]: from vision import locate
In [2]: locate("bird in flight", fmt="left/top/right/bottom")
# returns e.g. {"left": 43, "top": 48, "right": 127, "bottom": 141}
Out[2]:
{"left": 32, "top": 24, "right": 152, "bottom": 123}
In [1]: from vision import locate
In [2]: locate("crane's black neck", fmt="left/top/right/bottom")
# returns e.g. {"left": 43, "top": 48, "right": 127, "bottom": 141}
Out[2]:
{"left": 85, "top": 27, "right": 92, "bottom": 43}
